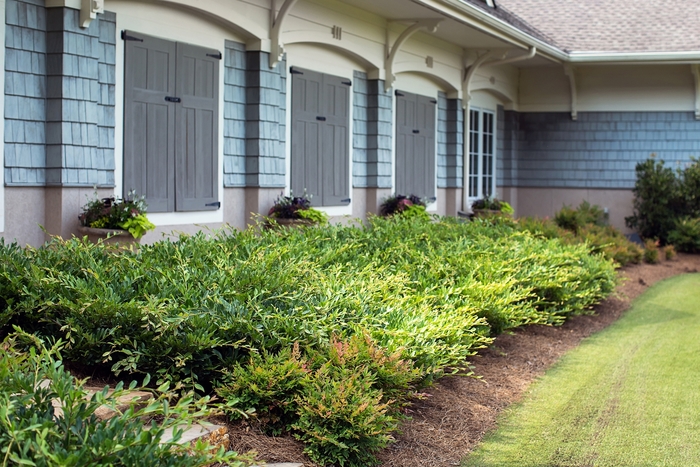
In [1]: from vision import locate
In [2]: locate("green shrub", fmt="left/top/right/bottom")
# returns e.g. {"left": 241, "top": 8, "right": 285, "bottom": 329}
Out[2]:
{"left": 643, "top": 238, "right": 660, "bottom": 264}
{"left": 0, "top": 331, "right": 251, "bottom": 467}
{"left": 555, "top": 201, "right": 606, "bottom": 233}
{"left": 668, "top": 217, "right": 700, "bottom": 253}
{"left": 663, "top": 244, "right": 677, "bottom": 260}
{"left": 520, "top": 209, "right": 642, "bottom": 267}
{"left": 0, "top": 217, "right": 618, "bottom": 462}
{"left": 292, "top": 364, "right": 397, "bottom": 467}
{"left": 626, "top": 158, "right": 683, "bottom": 244}
{"left": 679, "top": 158, "right": 700, "bottom": 218}
{"left": 216, "top": 343, "right": 310, "bottom": 432}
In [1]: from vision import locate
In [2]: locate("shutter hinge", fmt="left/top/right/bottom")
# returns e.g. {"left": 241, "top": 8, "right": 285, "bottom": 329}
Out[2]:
{"left": 341, "top": 80, "right": 352, "bottom": 86}
{"left": 395, "top": 91, "right": 405, "bottom": 97}
{"left": 205, "top": 201, "right": 221, "bottom": 209}
{"left": 290, "top": 67, "right": 304, "bottom": 75}
{"left": 207, "top": 52, "right": 222, "bottom": 60}
{"left": 341, "top": 198, "right": 351, "bottom": 204}
{"left": 427, "top": 196, "right": 437, "bottom": 202}
{"left": 121, "top": 31, "right": 143, "bottom": 42}
{"left": 430, "top": 99, "right": 437, "bottom": 104}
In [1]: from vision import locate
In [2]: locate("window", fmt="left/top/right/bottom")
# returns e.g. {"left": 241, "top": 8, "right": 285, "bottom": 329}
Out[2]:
{"left": 469, "top": 108, "right": 495, "bottom": 199}
{"left": 395, "top": 90, "right": 436, "bottom": 199}
{"left": 290, "top": 67, "right": 350, "bottom": 207}
{"left": 123, "top": 31, "right": 220, "bottom": 213}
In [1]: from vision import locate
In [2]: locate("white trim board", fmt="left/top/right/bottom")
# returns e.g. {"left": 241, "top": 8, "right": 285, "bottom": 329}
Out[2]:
{"left": 0, "top": 0, "right": 6, "bottom": 234}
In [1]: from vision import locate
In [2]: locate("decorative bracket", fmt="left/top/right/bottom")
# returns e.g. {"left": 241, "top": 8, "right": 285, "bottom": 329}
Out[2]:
{"left": 270, "top": 0, "right": 301, "bottom": 68}
{"left": 461, "top": 51, "right": 492, "bottom": 108}
{"left": 564, "top": 65, "right": 578, "bottom": 121}
{"left": 80, "top": 0, "right": 104, "bottom": 28}
{"left": 384, "top": 19, "right": 443, "bottom": 91}
{"left": 692, "top": 64, "right": 700, "bottom": 120}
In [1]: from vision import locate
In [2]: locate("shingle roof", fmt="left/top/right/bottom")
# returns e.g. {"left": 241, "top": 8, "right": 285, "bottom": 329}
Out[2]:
{"left": 487, "top": 0, "right": 700, "bottom": 54}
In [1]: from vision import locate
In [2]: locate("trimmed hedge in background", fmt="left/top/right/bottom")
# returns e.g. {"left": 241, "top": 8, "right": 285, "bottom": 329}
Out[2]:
{"left": 0, "top": 216, "right": 617, "bottom": 466}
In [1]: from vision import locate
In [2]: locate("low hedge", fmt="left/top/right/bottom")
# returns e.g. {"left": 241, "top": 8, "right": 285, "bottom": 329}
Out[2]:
{"left": 0, "top": 216, "right": 617, "bottom": 466}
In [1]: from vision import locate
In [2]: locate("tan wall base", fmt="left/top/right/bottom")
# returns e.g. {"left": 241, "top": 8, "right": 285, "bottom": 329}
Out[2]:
{"left": 4, "top": 187, "right": 47, "bottom": 246}
{"left": 437, "top": 188, "right": 462, "bottom": 217}
{"left": 501, "top": 186, "right": 635, "bottom": 233}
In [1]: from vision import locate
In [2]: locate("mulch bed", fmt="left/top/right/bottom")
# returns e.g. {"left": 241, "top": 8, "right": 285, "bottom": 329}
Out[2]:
{"left": 226, "top": 253, "right": 700, "bottom": 467}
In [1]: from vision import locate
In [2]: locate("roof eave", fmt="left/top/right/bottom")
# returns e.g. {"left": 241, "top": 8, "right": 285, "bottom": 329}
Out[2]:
{"left": 418, "top": 0, "right": 700, "bottom": 66}
{"left": 414, "top": 0, "right": 567, "bottom": 63}
{"left": 568, "top": 51, "right": 700, "bottom": 65}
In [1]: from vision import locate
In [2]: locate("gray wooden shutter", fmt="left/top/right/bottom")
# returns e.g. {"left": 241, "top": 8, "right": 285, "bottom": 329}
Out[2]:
{"left": 395, "top": 91, "right": 436, "bottom": 199}
{"left": 175, "top": 43, "right": 220, "bottom": 211}
{"left": 291, "top": 68, "right": 323, "bottom": 202}
{"left": 321, "top": 74, "right": 350, "bottom": 206}
{"left": 123, "top": 31, "right": 176, "bottom": 213}
{"left": 291, "top": 68, "right": 350, "bottom": 206}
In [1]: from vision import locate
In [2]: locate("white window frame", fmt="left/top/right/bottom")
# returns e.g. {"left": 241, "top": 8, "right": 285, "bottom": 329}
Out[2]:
{"left": 468, "top": 107, "right": 496, "bottom": 201}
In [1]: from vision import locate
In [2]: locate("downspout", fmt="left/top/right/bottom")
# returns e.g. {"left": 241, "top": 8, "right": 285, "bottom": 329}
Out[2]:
{"left": 460, "top": 46, "right": 536, "bottom": 214}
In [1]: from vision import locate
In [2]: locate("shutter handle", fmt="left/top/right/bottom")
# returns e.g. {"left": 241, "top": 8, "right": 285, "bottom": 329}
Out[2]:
{"left": 165, "top": 96, "right": 181, "bottom": 103}
{"left": 316, "top": 116, "right": 326, "bottom": 121}
{"left": 412, "top": 129, "right": 420, "bottom": 134}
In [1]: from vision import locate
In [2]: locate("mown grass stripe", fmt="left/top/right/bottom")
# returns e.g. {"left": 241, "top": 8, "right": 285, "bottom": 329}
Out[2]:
{"left": 464, "top": 273, "right": 700, "bottom": 467}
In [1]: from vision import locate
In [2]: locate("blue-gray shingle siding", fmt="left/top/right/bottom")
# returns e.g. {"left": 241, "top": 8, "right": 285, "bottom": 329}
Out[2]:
{"left": 223, "top": 40, "right": 247, "bottom": 187}
{"left": 498, "top": 110, "right": 700, "bottom": 189}
{"left": 244, "top": 51, "right": 286, "bottom": 187}
{"left": 5, "top": 0, "right": 47, "bottom": 185}
{"left": 437, "top": 93, "right": 463, "bottom": 188}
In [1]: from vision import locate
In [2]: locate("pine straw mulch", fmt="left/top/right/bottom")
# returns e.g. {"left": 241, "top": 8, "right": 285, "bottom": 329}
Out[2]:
{"left": 226, "top": 253, "right": 700, "bottom": 467}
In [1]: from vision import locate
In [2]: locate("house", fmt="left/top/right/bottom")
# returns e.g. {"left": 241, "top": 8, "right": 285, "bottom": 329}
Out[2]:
{"left": 2, "top": 0, "right": 699, "bottom": 246}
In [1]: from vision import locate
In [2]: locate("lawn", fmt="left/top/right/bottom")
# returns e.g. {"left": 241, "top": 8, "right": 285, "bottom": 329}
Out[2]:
{"left": 464, "top": 273, "right": 700, "bottom": 467}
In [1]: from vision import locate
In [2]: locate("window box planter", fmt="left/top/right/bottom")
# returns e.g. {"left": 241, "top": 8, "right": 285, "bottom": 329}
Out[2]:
{"left": 263, "top": 218, "right": 315, "bottom": 230}
{"left": 472, "top": 209, "right": 510, "bottom": 218}
{"left": 77, "top": 226, "right": 141, "bottom": 247}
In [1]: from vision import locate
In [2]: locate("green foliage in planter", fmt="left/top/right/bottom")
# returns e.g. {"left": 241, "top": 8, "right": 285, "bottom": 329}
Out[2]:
{"left": 119, "top": 213, "right": 156, "bottom": 238}
{"left": 471, "top": 196, "right": 514, "bottom": 214}
{"left": 668, "top": 217, "right": 700, "bottom": 253}
{"left": 296, "top": 207, "right": 329, "bottom": 225}
{"left": 379, "top": 194, "right": 427, "bottom": 217}
{"left": 80, "top": 191, "right": 155, "bottom": 239}
{"left": 0, "top": 331, "right": 251, "bottom": 467}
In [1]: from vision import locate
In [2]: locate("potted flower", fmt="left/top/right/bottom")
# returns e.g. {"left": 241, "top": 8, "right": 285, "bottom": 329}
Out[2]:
{"left": 379, "top": 194, "right": 430, "bottom": 220}
{"left": 78, "top": 190, "right": 155, "bottom": 242}
{"left": 265, "top": 192, "right": 329, "bottom": 228}
{"left": 471, "top": 196, "right": 514, "bottom": 218}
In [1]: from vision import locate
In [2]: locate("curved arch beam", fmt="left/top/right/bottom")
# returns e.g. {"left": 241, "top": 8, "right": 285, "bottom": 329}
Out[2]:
{"left": 270, "top": 0, "right": 301, "bottom": 68}
{"left": 470, "top": 84, "right": 515, "bottom": 106}
{"left": 283, "top": 31, "right": 383, "bottom": 71}
{"left": 150, "top": 0, "right": 267, "bottom": 43}
{"left": 392, "top": 62, "right": 459, "bottom": 94}
{"left": 385, "top": 19, "right": 443, "bottom": 91}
